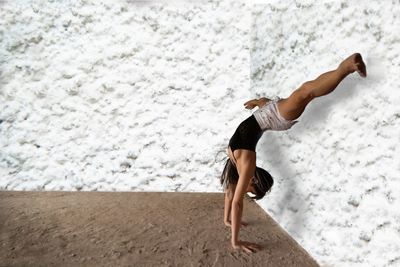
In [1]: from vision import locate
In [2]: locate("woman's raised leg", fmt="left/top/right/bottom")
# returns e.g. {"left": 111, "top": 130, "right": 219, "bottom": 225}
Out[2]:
{"left": 277, "top": 53, "right": 367, "bottom": 121}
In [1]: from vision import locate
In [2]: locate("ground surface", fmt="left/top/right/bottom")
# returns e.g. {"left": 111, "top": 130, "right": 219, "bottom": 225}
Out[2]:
{"left": 0, "top": 191, "right": 319, "bottom": 266}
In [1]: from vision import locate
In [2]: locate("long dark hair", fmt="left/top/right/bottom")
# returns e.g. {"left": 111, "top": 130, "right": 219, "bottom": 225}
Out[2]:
{"left": 220, "top": 157, "right": 274, "bottom": 200}
{"left": 252, "top": 166, "right": 274, "bottom": 200}
{"left": 220, "top": 157, "right": 239, "bottom": 190}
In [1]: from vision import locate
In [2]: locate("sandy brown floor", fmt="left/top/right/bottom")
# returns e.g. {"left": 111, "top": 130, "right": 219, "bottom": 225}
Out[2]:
{"left": 0, "top": 191, "right": 319, "bottom": 267}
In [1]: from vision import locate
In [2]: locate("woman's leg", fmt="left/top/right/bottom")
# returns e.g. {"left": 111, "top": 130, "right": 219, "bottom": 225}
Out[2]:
{"left": 277, "top": 53, "right": 367, "bottom": 121}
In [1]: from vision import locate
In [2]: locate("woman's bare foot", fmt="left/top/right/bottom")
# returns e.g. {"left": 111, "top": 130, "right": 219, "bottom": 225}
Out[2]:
{"left": 339, "top": 53, "right": 367, "bottom": 77}
{"left": 354, "top": 53, "right": 367, "bottom": 77}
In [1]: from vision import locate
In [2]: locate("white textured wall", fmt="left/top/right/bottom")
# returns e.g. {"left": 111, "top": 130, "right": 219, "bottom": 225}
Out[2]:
{"left": 1, "top": 0, "right": 399, "bottom": 266}
{"left": 251, "top": 1, "right": 400, "bottom": 267}
{"left": 0, "top": 0, "right": 251, "bottom": 192}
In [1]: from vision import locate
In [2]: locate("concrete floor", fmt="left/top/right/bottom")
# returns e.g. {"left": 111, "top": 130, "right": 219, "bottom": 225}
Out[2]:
{"left": 0, "top": 191, "right": 319, "bottom": 266}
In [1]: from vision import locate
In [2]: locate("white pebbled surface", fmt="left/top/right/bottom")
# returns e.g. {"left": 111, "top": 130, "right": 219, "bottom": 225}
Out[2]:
{"left": 1, "top": 1, "right": 399, "bottom": 266}
{"left": 251, "top": 1, "right": 400, "bottom": 267}
{"left": 0, "top": 0, "right": 251, "bottom": 191}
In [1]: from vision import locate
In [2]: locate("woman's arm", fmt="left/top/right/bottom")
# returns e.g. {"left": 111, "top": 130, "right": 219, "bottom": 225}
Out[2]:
{"left": 224, "top": 185, "right": 235, "bottom": 225}
{"left": 231, "top": 172, "right": 251, "bottom": 246}
{"left": 257, "top": 97, "right": 271, "bottom": 108}
{"left": 223, "top": 192, "right": 232, "bottom": 225}
{"left": 230, "top": 165, "right": 261, "bottom": 253}
{"left": 224, "top": 183, "right": 249, "bottom": 227}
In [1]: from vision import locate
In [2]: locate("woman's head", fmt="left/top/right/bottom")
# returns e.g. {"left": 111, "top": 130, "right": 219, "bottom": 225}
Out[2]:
{"left": 250, "top": 166, "right": 274, "bottom": 200}
{"left": 220, "top": 158, "right": 274, "bottom": 200}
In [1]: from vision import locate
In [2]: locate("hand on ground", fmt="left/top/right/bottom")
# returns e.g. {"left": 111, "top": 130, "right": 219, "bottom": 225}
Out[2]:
{"left": 231, "top": 240, "right": 262, "bottom": 253}
{"left": 224, "top": 220, "right": 248, "bottom": 227}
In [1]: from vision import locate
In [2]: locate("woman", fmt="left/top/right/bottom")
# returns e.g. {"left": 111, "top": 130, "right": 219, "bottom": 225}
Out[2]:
{"left": 220, "top": 53, "right": 367, "bottom": 253}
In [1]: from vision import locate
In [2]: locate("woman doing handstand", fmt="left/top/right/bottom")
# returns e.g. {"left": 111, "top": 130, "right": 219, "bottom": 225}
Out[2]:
{"left": 220, "top": 53, "right": 367, "bottom": 253}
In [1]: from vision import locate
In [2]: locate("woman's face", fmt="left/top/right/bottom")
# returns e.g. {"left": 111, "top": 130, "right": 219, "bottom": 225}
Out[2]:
{"left": 246, "top": 179, "right": 256, "bottom": 194}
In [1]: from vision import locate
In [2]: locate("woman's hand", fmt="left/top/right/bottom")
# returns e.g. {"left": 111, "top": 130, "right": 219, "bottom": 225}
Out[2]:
{"left": 224, "top": 220, "right": 248, "bottom": 227}
{"left": 243, "top": 99, "right": 259, "bottom": 110}
{"left": 231, "top": 240, "right": 262, "bottom": 253}
{"left": 244, "top": 98, "right": 271, "bottom": 109}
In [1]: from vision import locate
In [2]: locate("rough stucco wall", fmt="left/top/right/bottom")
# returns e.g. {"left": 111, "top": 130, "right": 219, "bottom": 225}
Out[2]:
{"left": 0, "top": 0, "right": 251, "bottom": 192}
{"left": 251, "top": 1, "right": 400, "bottom": 266}
{"left": 1, "top": 0, "right": 400, "bottom": 266}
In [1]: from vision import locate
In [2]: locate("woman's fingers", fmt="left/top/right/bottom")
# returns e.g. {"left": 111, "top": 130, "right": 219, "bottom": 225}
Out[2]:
{"left": 244, "top": 102, "right": 255, "bottom": 109}
{"left": 242, "top": 244, "right": 254, "bottom": 253}
{"left": 242, "top": 244, "right": 259, "bottom": 253}
{"left": 232, "top": 241, "right": 262, "bottom": 253}
{"left": 244, "top": 99, "right": 256, "bottom": 109}
{"left": 249, "top": 244, "right": 262, "bottom": 250}
{"left": 242, "top": 241, "right": 262, "bottom": 250}
{"left": 233, "top": 243, "right": 251, "bottom": 253}
{"left": 225, "top": 221, "right": 246, "bottom": 227}
{"left": 245, "top": 241, "right": 262, "bottom": 248}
